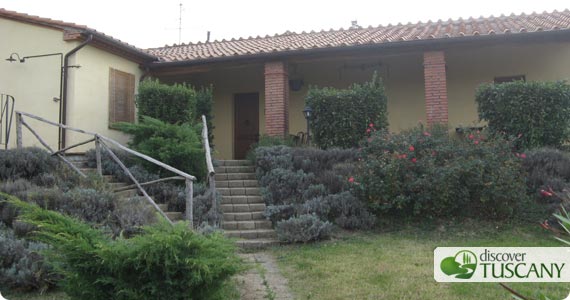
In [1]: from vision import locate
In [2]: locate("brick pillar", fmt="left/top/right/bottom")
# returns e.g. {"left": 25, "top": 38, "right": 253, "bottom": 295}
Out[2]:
{"left": 264, "top": 61, "right": 289, "bottom": 136}
{"left": 423, "top": 51, "right": 448, "bottom": 124}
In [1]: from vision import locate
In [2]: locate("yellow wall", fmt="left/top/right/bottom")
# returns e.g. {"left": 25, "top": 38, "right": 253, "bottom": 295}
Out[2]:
{"left": 160, "top": 41, "right": 570, "bottom": 160}
{"left": 0, "top": 18, "right": 78, "bottom": 150}
{"left": 0, "top": 17, "right": 143, "bottom": 152}
{"left": 67, "top": 45, "right": 143, "bottom": 151}
{"left": 446, "top": 41, "right": 570, "bottom": 128}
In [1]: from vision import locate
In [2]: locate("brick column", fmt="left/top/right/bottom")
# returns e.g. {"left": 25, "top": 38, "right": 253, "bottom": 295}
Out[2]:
{"left": 423, "top": 51, "right": 448, "bottom": 124}
{"left": 264, "top": 61, "right": 289, "bottom": 136}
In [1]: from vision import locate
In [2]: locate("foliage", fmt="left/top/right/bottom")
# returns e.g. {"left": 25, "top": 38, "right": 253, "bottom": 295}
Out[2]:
{"left": 4, "top": 194, "right": 243, "bottom": 300}
{"left": 136, "top": 79, "right": 197, "bottom": 124}
{"left": 196, "top": 85, "right": 215, "bottom": 142}
{"left": 306, "top": 72, "right": 388, "bottom": 149}
{"left": 0, "top": 224, "right": 55, "bottom": 292}
{"left": 275, "top": 214, "right": 333, "bottom": 243}
{"left": 115, "top": 116, "right": 206, "bottom": 180}
{"left": 260, "top": 169, "right": 314, "bottom": 206}
{"left": 522, "top": 148, "right": 570, "bottom": 191}
{"left": 0, "top": 148, "right": 60, "bottom": 181}
{"left": 245, "top": 135, "right": 295, "bottom": 162}
{"left": 476, "top": 80, "right": 570, "bottom": 149}
{"left": 302, "top": 192, "right": 376, "bottom": 230}
{"left": 358, "top": 124, "right": 530, "bottom": 219}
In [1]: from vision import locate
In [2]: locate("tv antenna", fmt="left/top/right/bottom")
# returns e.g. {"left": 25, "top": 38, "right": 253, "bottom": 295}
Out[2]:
{"left": 178, "top": 3, "right": 183, "bottom": 44}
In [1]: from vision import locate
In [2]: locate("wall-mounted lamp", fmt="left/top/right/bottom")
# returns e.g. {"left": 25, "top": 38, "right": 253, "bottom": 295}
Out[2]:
{"left": 5, "top": 53, "right": 24, "bottom": 63}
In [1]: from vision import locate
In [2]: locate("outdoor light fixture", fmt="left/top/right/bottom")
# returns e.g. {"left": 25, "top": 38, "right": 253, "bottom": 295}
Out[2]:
{"left": 5, "top": 53, "right": 24, "bottom": 63}
{"left": 303, "top": 106, "right": 313, "bottom": 145}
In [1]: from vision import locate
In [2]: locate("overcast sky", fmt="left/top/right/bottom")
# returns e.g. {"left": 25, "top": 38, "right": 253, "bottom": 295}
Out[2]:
{"left": 1, "top": 0, "right": 569, "bottom": 49}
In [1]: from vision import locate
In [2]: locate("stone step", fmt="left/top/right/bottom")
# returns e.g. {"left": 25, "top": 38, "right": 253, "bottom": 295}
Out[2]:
{"left": 102, "top": 175, "right": 115, "bottom": 182}
{"left": 225, "top": 229, "right": 276, "bottom": 239}
{"left": 215, "top": 166, "right": 255, "bottom": 174}
{"left": 165, "top": 211, "right": 183, "bottom": 221}
{"left": 157, "top": 203, "right": 168, "bottom": 211}
{"left": 223, "top": 212, "right": 264, "bottom": 221}
{"left": 221, "top": 196, "right": 264, "bottom": 205}
{"left": 218, "top": 188, "right": 260, "bottom": 196}
{"left": 220, "top": 203, "right": 266, "bottom": 213}
{"left": 79, "top": 168, "right": 98, "bottom": 174}
{"left": 115, "top": 188, "right": 139, "bottom": 198}
{"left": 216, "top": 180, "right": 259, "bottom": 188}
{"left": 217, "top": 160, "right": 254, "bottom": 167}
{"left": 236, "top": 239, "right": 280, "bottom": 250}
{"left": 215, "top": 173, "right": 256, "bottom": 181}
{"left": 223, "top": 220, "right": 272, "bottom": 230}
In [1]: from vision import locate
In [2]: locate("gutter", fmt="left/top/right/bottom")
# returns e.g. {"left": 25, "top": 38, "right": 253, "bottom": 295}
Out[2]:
{"left": 146, "top": 29, "right": 570, "bottom": 70}
{"left": 60, "top": 34, "right": 93, "bottom": 150}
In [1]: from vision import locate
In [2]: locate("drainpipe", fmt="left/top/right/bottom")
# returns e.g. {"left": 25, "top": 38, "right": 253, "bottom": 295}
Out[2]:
{"left": 59, "top": 34, "right": 93, "bottom": 150}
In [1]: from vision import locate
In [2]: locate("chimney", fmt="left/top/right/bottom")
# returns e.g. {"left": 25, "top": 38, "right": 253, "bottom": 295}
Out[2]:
{"left": 350, "top": 20, "right": 362, "bottom": 29}
{"left": 206, "top": 31, "right": 211, "bottom": 43}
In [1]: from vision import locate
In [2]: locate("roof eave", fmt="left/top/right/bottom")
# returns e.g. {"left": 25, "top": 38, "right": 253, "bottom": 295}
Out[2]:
{"left": 147, "top": 29, "right": 570, "bottom": 69}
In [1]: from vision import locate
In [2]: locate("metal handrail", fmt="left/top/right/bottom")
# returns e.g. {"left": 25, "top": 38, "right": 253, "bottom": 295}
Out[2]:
{"left": 1, "top": 94, "right": 15, "bottom": 149}
{"left": 14, "top": 110, "right": 202, "bottom": 227}
{"left": 201, "top": 115, "right": 217, "bottom": 222}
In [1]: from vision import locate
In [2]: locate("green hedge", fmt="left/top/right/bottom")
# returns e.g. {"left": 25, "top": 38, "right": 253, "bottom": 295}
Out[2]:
{"left": 137, "top": 79, "right": 197, "bottom": 124}
{"left": 306, "top": 73, "right": 388, "bottom": 149}
{"left": 5, "top": 194, "right": 242, "bottom": 300}
{"left": 476, "top": 81, "right": 570, "bottom": 149}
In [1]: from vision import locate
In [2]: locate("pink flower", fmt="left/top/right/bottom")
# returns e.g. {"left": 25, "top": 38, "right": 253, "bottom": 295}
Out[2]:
{"left": 398, "top": 154, "right": 407, "bottom": 159}
{"left": 515, "top": 153, "right": 521, "bottom": 158}
{"left": 518, "top": 133, "right": 523, "bottom": 138}
{"left": 411, "top": 158, "right": 417, "bottom": 163}
{"left": 366, "top": 128, "right": 371, "bottom": 134}
{"left": 520, "top": 153, "right": 527, "bottom": 159}
{"left": 540, "top": 190, "right": 553, "bottom": 197}
{"left": 474, "top": 140, "right": 479, "bottom": 145}
{"left": 369, "top": 123, "right": 374, "bottom": 128}
{"left": 348, "top": 177, "right": 355, "bottom": 183}
{"left": 432, "top": 151, "right": 437, "bottom": 156}
{"left": 468, "top": 134, "right": 474, "bottom": 140}
{"left": 423, "top": 131, "right": 431, "bottom": 137}
{"left": 409, "top": 145, "right": 415, "bottom": 152}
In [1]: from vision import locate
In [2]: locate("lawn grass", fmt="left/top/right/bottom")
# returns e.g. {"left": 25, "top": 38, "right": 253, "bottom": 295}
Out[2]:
{"left": 272, "top": 221, "right": 570, "bottom": 300}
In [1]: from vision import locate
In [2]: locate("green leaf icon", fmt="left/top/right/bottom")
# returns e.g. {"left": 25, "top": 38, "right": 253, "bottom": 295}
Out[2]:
{"left": 440, "top": 250, "right": 477, "bottom": 279}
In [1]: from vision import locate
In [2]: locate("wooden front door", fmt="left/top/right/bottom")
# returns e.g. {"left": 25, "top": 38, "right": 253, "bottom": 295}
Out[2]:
{"left": 234, "top": 93, "right": 259, "bottom": 159}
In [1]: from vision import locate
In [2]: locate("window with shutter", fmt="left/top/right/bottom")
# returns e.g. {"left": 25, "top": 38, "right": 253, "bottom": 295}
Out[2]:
{"left": 109, "top": 68, "right": 135, "bottom": 125}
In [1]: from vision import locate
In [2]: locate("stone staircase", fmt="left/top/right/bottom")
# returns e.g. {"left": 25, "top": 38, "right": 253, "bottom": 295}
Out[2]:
{"left": 215, "top": 160, "right": 278, "bottom": 250}
{"left": 65, "top": 154, "right": 184, "bottom": 222}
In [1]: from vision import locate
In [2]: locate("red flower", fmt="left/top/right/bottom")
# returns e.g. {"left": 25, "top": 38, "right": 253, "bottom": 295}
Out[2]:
{"left": 369, "top": 123, "right": 374, "bottom": 128}
{"left": 520, "top": 153, "right": 527, "bottom": 159}
{"left": 540, "top": 190, "right": 553, "bottom": 197}
{"left": 540, "top": 220, "right": 551, "bottom": 230}
{"left": 423, "top": 131, "right": 431, "bottom": 137}
{"left": 411, "top": 158, "right": 417, "bottom": 163}
{"left": 474, "top": 140, "right": 479, "bottom": 145}
{"left": 348, "top": 177, "right": 355, "bottom": 183}
{"left": 468, "top": 134, "right": 474, "bottom": 140}
{"left": 409, "top": 145, "right": 415, "bottom": 152}
{"left": 366, "top": 128, "right": 371, "bottom": 134}
{"left": 398, "top": 154, "right": 407, "bottom": 159}
{"left": 515, "top": 153, "right": 520, "bottom": 158}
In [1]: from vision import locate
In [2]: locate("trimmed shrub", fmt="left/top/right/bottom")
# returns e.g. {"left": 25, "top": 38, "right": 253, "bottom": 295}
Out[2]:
{"left": 276, "top": 214, "right": 333, "bottom": 243}
{"left": 306, "top": 72, "right": 388, "bottom": 149}
{"left": 0, "top": 224, "right": 55, "bottom": 292}
{"left": 196, "top": 86, "right": 215, "bottom": 142}
{"left": 115, "top": 116, "right": 206, "bottom": 180}
{"left": 523, "top": 148, "right": 570, "bottom": 191}
{"left": 111, "top": 197, "right": 157, "bottom": 238}
{"left": 358, "top": 125, "right": 530, "bottom": 219}
{"left": 6, "top": 195, "right": 243, "bottom": 300}
{"left": 0, "top": 148, "right": 59, "bottom": 181}
{"left": 260, "top": 168, "right": 314, "bottom": 205}
{"left": 476, "top": 81, "right": 570, "bottom": 149}
{"left": 136, "top": 79, "right": 198, "bottom": 124}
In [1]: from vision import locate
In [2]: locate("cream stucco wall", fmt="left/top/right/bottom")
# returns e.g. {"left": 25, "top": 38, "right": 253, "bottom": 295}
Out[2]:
{"left": 0, "top": 17, "right": 143, "bottom": 152}
{"left": 0, "top": 18, "right": 78, "bottom": 150}
{"left": 159, "top": 40, "right": 570, "bottom": 160}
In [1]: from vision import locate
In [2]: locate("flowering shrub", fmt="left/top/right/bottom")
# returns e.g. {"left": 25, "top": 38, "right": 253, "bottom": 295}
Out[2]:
{"left": 306, "top": 72, "right": 388, "bottom": 149}
{"left": 476, "top": 80, "right": 570, "bottom": 149}
{"left": 357, "top": 124, "right": 530, "bottom": 219}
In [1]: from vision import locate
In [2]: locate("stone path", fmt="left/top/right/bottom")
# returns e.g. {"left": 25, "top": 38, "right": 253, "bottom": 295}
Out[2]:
{"left": 236, "top": 252, "right": 294, "bottom": 300}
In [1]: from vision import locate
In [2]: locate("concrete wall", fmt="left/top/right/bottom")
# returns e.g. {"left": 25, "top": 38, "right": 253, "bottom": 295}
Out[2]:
{"left": 0, "top": 17, "right": 143, "bottom": 152}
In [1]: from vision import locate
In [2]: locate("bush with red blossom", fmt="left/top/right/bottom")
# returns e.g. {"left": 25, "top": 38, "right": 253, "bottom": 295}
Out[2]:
{"left": 356, "top": 124, "right": 531, "bottom": 219}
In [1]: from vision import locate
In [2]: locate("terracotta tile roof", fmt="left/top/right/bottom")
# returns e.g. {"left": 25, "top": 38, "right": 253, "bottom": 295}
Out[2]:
{"left": 147, "top": 9, "right": 570, "bottom": 63}
{"left": 0, "top": 8, "right": 156, "bottom": 62}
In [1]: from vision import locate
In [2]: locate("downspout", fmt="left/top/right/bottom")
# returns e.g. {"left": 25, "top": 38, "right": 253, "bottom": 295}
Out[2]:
{"left": 59, "top": 34, "right": 93, "bottom": 149}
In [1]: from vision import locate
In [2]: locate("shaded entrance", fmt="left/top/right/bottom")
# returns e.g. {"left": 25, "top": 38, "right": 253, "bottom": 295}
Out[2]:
{"left": 234, "top": 93, "right": 259, "bottom": 159}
